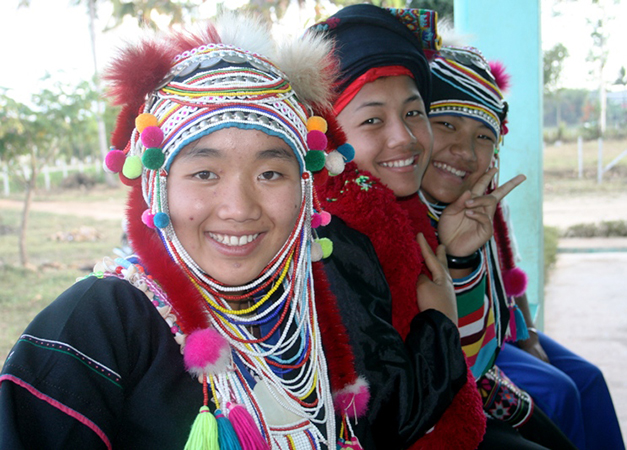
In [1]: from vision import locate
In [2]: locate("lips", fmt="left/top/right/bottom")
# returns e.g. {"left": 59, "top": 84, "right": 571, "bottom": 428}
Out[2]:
{"left": 208, "top": 232, "right": 260, "bottom": 247}
{"left": 379, "top": 155, "right": 416, "bottom": 168}
{"left": 432, "top": 161, "right": 469, "bottom": 179}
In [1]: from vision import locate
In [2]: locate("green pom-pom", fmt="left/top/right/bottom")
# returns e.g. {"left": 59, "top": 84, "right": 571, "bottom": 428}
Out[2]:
{"left": 122, "top": 155, "right": 142, "bottom": 179}
{"left": 184, "top": 406, "right": 219, "bottom": 450}
{"left": 142, "top": 148, "right": 165, "bottom": 170}
{"left": 317, "top": 237, "right": 333, "bottom": 258}
{"left": 305, "top": 150, "right": 326, "bottom": 172}
{"left": 153, "top": 212, "right": 170, "bottom": 228}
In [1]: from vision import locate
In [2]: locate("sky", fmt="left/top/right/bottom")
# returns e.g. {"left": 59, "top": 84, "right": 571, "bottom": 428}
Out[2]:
{"left": 1, "top": 0, "right": 626, "bottom": 104}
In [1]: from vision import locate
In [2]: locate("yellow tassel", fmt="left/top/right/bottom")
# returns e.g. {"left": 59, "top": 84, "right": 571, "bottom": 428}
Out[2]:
{"left": 184, "top": 406, "right": 219, "bottom": 450}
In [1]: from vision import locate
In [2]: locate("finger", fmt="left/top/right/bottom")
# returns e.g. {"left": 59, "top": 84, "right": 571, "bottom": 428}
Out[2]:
{"left": 470, "top": 167, "right": 498, "bottom": 196}
{"left": 417, "top": 233, "right": 449, "bottom": 282}
{"left": 417, "top": 233, "right": 439, "bottom": 272}
{"left": 464, "top": 209, "right": 493, "bottom": 231}
{"left": 465, "top": 195, "right": 497, "bottom": 210}
{"left": 490, "top": 174, "right": 526, "bottom": 202}
{"left": 444, "top": 190, "right": 472, "bottom": 215}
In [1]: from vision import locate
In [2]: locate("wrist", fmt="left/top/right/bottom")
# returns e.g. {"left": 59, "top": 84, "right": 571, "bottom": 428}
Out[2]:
{"left": 446, "top": 250, "right": 481, "bottom": 269}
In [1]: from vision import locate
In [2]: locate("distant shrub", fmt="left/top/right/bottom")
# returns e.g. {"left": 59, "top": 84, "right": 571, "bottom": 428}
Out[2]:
{"left": 563, "top": 220, "right": 627, "bottom": 238}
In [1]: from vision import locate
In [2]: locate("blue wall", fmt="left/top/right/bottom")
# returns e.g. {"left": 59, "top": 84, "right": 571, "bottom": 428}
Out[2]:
{"left": 454, "top": 0, "right": 545, "bottom": 327}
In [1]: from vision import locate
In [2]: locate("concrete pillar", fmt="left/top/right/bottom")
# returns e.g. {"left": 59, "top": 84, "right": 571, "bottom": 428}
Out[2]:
{"left": 454, "top": 0, "right": 545, "bottom": 327}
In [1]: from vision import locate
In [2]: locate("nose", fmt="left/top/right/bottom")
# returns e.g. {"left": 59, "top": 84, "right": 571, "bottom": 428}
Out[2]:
{"left": 386, "top": 116, "right": 417, "bottom": 150}
{"left": 216, "top": 177, "right": 262, "bottom": 222}
{"left": 449, "top": 130, "right": 477, "bottom": 162}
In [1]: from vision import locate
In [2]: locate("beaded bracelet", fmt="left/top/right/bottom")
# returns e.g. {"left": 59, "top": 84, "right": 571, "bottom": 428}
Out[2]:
{"left": 446, "top": 250, "right": 481, "bottom": 269}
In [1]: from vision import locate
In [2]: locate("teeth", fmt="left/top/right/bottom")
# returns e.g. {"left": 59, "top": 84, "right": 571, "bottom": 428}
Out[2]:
{"left": 380, "top": 156, "right": 414, "bottom": 168}
{"left": 433, "top": 161, "right": 467, "bottom": 178}
{"left": 209, "top": 232, "right": 259, "bottom": 246}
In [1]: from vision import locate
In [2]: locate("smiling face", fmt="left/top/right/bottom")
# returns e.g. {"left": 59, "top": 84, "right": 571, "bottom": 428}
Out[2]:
{"left": 336, "top": 75, "right": 433, "bottom": 197}
{"left": 167, "top": 128, "right": 302, "bottom": 286}
{"left": 421, "top": 115, "right": 496, "bottom": 204}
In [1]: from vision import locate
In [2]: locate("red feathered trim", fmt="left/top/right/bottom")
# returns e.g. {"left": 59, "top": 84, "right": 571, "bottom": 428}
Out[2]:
{"left": 312, "top": 262, "right": 359, "bottom": 392}
{"left": 316, "top": 162, "right": 438, "bottom": 340}
{"left": 409, "top": 367, "right": 486, "bottom": 450}
{"left": 492, "top": 203, "right": 527, "bottom": 298}
{"left": 103, "top": 39, "right": 177, "bottom": 108}
{"left": 125, "top": 184, "right": 208, "bottom": 334}
{"left": 489, "top": 60, "right": 511, "bottom": 93}
{"left": 111, "top": 103, "right": 143, "bottom": 150}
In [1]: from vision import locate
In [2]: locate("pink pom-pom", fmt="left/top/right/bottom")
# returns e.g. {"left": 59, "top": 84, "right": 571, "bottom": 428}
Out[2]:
{"left": 503, "top": 267, "right": 528, "bottom": 297}
{"left": 333, "top": 377, "right": 370, "bottom": 418}
{"left": 311, "top": 213, "right": 322, "bottom": 228}
{"left": 104, "top": 149, "right": 126, "bottom": 173}
{"left": 184, "top": 328, "right": 231, "bottom": 377}
{"left": 320, "top": 211, "right": 331, "bottom": 226}
{"left": 141, "top": 209, "right": 156, "bottom": 229}
{"left": 140, "top": 126, "right": 164, "bottom": 148}
{"left": 307, "top": 130, "right": 328, "bottom": 151}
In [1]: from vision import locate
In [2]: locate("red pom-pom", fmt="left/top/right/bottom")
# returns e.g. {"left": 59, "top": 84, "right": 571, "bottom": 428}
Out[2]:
{"left": 307, "top": 130, "right": 328, "bottom": 151}
{"left": 502, "top": 267, "right": 528, "bottom": 297}
{"left": 140, "top": 126, "right": 164, "bottom": 148}
{"left": 104, "top": 149, "right": 126, "bottom": 173}
{"left": 184, "top": 328, "right": 231, "bottom": 377}
{"left": 333, "top": 377, "right": 370, "bottom": 418}
{"left": 119, "top": 171, "right": 141, "bottom": 186}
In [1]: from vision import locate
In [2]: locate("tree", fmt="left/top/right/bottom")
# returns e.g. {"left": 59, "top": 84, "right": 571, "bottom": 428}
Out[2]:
{"left": 543, "top": 43, "right": 569, "bottom": 129}
{"left": 19, "top": 0, "right": 198, "bottom": 188}
{"left": 0, "top": 81, "right": 101, "bottom": 267}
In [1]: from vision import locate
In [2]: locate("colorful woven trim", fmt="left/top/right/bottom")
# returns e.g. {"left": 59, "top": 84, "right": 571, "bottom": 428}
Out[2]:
{"left": 387, "top": 8, "right": 441, "bottom": 53}
{"left": 430, "top": 100, "right": 502, "bottom": 140}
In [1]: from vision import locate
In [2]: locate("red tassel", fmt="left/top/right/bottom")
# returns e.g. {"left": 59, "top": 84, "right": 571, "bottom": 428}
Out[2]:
{"left": 226, "top": 403, "right": 269, "bottom": 450}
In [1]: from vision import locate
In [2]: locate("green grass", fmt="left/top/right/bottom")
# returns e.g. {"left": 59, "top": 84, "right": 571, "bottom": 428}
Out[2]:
{"left": 0, "top": 193, "right": 123, "bottom": 367}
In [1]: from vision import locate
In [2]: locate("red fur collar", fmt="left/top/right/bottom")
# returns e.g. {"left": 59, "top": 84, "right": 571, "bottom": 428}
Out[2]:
{"left": 315, "top": 163, "right": 439, "bottom": 339}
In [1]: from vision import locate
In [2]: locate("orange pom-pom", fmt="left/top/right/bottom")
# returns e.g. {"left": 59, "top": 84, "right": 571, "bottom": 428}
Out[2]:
{"left": 307, "top": 116, "right": 328, "bottom": 133}
{"left": 135, "top": 113, "right": 158, "bottom": 133}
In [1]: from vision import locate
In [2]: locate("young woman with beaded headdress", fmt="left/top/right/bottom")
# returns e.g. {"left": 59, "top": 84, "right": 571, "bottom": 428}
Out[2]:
{"left": 423, "top": 43, "right": 623, "bottom": 450}
{"left": 306, "top": 4, "right": 490, "bottom": 449}
{"left": 0, "top": 14, "right": 372, "bottom": 449}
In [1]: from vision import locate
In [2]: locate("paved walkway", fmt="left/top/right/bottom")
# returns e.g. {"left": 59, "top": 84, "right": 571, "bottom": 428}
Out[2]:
{"left": 544, "top": 237, "right": 627, "bottom": 442}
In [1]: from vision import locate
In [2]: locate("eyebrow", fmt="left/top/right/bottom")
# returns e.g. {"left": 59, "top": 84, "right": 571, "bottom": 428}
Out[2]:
{"left": 256, "top": 147, "right": 295, "bottom": 161}
{"left": 355, "top": 94, "right": 422, "bottom": 111}
{"left": 180, "top": 146, "right": 295, "bottom": 161}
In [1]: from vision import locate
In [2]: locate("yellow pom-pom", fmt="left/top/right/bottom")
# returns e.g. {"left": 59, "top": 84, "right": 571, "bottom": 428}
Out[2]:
{"left": 307, "top": 116, "right": 328, "bottom": 133}
{"left": 122, "top": 155, "right": 143, "bottom": 179}
{"left": 135, "top": 113, "right": 158, "bottom": 133}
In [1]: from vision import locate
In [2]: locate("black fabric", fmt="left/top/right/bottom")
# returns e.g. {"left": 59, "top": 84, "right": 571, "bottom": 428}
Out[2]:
{"left": 318, "top": 216, "right": 466, "bottom": 449}
{"left": 311, "top": 3, "right": 432, "bottom": 109}
{"left": 0, "top": 276, "right": 202, "bottom": 450}
{"left": 479, "top": 405, "right": 578, "bottom": 450}
{"left": 517, "top": 406, "right": 578, "bottom": 450}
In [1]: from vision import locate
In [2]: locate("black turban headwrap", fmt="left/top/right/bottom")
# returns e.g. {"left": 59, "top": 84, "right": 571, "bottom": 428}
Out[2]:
{"left": 311, "top": 4, "right": 432, "bottom": 110}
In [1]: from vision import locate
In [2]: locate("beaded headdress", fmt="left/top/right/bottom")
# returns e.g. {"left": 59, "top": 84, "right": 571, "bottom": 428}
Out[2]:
{"left": 102, "top": 13, "right": 367, "bottom": 449}
{"left": 429, "top": 45, "right": 510, "bottom": 148}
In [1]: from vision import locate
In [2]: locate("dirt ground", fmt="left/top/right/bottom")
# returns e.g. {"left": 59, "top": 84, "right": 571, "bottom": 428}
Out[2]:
{"left": 0, "top": 198, "right": 125, "bottom": 221}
